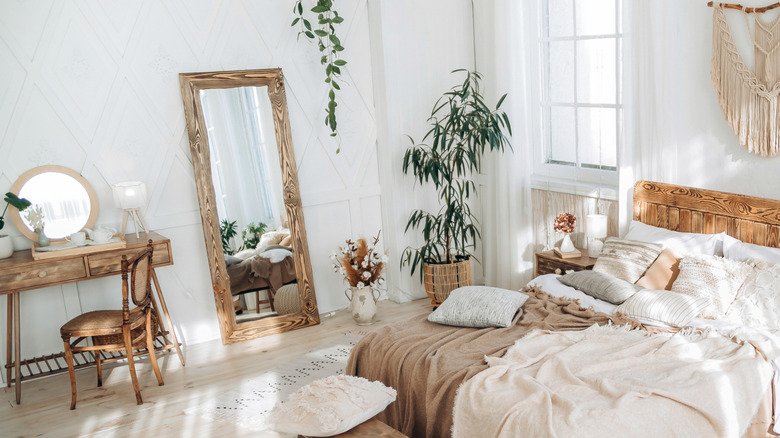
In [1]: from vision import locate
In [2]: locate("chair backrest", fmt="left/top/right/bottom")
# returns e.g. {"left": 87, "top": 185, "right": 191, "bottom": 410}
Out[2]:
{"left": 121, "top": 243, "right": 154, "bottom": 315}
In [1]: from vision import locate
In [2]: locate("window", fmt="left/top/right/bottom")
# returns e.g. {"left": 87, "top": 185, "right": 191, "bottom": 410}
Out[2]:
{"left": 536, "top": 0, "right": 622, "bottom": 186}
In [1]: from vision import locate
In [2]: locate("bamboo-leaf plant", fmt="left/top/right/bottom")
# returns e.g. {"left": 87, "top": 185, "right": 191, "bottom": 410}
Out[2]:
{"left": 292, "top": 0, "right": 347, "bottom": 150}
{"left": 401, "top": 70, "right": 512, "bottom": 280}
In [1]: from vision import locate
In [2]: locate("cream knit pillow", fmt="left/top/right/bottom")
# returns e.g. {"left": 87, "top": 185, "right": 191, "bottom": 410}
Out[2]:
{"left": 671, "top": 255, "right": 753, "bottom": 318}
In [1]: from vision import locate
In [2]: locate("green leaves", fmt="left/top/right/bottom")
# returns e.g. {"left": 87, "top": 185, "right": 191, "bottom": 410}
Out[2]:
{"left": 0, "top": 192, "right": 31, "bottom": 231}
{"left": 400, "top": 70, "right": 513, "bottom": 279}
{"left": 291, "top": 0, "right": 348, "bottom": 150}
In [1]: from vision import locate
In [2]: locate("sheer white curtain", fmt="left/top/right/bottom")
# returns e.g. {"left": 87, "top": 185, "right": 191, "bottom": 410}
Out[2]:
{"left": 473, "top": 0, "right": 536, "bottom": 288}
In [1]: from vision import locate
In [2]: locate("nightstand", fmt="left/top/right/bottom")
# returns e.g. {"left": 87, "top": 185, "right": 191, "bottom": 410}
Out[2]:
{"left": 535, "top": 249, "right": 597, "bottom": 277}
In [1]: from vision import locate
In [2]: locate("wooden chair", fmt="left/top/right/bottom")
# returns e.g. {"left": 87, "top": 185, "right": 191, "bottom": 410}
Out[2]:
{"left": 60, "top": 243, "right": 164, "bottom": 409}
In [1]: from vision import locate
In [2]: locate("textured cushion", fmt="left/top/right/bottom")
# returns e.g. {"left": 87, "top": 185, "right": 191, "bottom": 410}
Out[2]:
{"left": 635, "top": 249, "right": 681, "bottom": 290}
{"left": 624, "top": 220, "right": 724, "bottom": 256}
{"left": 279, "top": 235, "right": 292, "bottom": 247}
{"left": 616, "top": 289, "right": 711, "bottom": 327}
{"left": 427, "top": 286, "right": 529, "bottom": 328}
{"left": 671, "top": 255, "right": 753, "bottom": 318}
{"left": 592, "top": 237, "right": 663, "bottom": 283}
{"left": 266, "top": 375, "right": 396, "bottom": 436}
{"left": 726, "top": 261, "right": 780, "bottom": 330}
{"left": 275, "top": 283, "right": 301, "bottom": 315}
{"left": 224, "top": 255, "right": 243, "bottom": 267}
{"left": 723, "top": 234, "right": 780, "bottom": 264}
{"left": 258, "top": 248, "right": 292, "bottom": 263}
{"left": 558, "top": 270, "right": 641, "bottom": 304}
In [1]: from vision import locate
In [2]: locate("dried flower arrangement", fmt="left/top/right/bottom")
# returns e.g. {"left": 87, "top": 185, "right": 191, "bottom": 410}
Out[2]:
{"left": 24, "top": 205, "right": 45, "bottom": 232}
{"left": 330, "top": 231, "right": 387, "bottom": 289}
{"left": 553, "top": 213, "right": 576, "bottom": 234}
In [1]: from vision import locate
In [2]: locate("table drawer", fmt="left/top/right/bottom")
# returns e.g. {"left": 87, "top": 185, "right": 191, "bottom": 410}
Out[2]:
{"left": 0, "top": 258, "right": 87, "bottom": 291}
{"left": 87, "top": 243, "right": 171, "bottom": 276}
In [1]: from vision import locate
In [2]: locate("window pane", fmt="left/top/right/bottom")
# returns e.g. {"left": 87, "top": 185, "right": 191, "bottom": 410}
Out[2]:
{"left": 548, "top": 107, "right": 576, "bottom": 165}
{"left": 547, "top": 0, "right": 574, "bottom": 37}
{"left": 576, "top": 38, "right": 616, "bottom": 104}
{"left": 577, "top": 107, "right": 616, "bottom": 169}
{"left": 548, "top": 41, "right": 575, "bottom": 102}
{"left": 575, "top": 0, "right": 615, "bottom": 35}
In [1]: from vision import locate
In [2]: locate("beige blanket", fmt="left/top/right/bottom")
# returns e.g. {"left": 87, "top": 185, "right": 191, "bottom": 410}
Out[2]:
{"left": 346, "top": 289, "right": 641, "bottom": 437}
{"left": 453, "top": 324, "right": 773, "bottom": 438}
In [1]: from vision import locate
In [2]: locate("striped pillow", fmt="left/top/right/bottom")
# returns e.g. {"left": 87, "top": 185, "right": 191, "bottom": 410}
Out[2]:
{"left": 615, "top": 289, "right": 711, "bottom": 327}
{"left": 592, "top": 238, "right": 664, "bottom": 283}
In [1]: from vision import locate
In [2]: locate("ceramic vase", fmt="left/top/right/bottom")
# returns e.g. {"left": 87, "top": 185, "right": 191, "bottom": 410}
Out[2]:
{"left": 0, "top": 235, "right": 13, "bottom": 259}
{"left": 35, "top": 228, "right": 49, "bottom": 247}
{"left": 345, "top": 286, "right": 379, "bottom": 325}
{"left": 560, "top": 234, "right": 575, "bottom": 252}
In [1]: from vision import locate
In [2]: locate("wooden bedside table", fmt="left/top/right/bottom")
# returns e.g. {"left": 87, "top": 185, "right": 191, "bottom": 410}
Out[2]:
{"left": 535, "top": 249, "right": 597, "bottom": 277}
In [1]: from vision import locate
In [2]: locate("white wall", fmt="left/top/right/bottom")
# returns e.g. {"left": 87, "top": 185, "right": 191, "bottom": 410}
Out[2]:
{"left": 369, "top": 0, "right": 478, "bottom": 302}
{"left": 0, "top": 0, "right": 382, "bottom": 373}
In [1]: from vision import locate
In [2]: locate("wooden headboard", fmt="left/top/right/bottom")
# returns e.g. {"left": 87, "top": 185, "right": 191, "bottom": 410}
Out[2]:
{"left": 633, "top": 181, "right": 780, "bottom": 248}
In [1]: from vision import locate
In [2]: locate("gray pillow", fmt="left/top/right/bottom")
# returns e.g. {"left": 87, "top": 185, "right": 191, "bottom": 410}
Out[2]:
{"left": 224, "top": 255, "right": 243, "bottom": 267}
{"left": 592, "top": 237, "right": 664, "bottom": 283}
{"left": 427, "top": 286, "right": 529, "bottom": 328}
{"left": 558, "top": 270, "right": 641, "bottom": 304}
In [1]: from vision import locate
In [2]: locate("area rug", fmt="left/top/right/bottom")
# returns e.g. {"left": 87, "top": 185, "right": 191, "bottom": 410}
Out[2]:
{"left": 184, "top": 332, "right": 365, "bottom": 435}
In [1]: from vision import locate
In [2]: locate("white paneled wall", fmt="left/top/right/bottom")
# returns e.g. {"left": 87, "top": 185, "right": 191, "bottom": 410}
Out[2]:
{"left": 0, "top": 0, "right": 383, "bottom": 375}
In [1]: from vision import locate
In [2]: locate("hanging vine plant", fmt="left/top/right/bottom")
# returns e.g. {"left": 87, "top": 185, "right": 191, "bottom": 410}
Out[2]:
{"left": 292, "top": 0, "right": 347, "bottom": 152}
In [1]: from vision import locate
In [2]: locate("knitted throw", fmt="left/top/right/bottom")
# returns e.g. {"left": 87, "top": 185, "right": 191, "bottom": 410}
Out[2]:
{"left": 711, "top": 6, "right": 780, "bottom": 157}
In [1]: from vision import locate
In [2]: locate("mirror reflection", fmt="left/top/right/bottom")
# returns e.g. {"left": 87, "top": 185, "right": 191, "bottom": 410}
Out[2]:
{"left": 9, "top": 165, "right": 98, "bottom": 242}
{"left": 200, "top": 86, "right": 299, "bottom": 324}
{"left": 18, "top": 172, "right": 91, "bottom": 239}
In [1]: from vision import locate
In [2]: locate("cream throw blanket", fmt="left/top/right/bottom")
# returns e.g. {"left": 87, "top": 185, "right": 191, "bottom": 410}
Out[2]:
{"left": 453, "top": 325, "right": 772, "bottom": 438}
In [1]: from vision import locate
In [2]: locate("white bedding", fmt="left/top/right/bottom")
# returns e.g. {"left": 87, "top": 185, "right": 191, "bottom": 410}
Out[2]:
{"left": 528, "top": 273, "right": 780, "bottom": 435}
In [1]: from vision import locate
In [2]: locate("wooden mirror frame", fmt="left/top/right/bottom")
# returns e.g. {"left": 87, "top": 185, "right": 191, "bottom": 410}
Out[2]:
{"left": 9, "top": 165, "right": 99, "bottom": 242}
{"left": 179, "top": 68, "right": 319, "bottom": 344}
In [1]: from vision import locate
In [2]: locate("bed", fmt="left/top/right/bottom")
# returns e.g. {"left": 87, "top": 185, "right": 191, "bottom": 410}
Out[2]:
{"left": 227, "top": 247, "right": 296, "bottom": 310}
{"left": 346, "top": 181, "right": 780, "bottom": 437}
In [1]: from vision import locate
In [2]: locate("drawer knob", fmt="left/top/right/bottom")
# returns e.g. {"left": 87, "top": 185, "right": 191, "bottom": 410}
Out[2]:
{"left": 554, "top": 268, "right": 562, "bottom": 275}
{"left": 38, "top": 271, "right": 47, "bottom": 278}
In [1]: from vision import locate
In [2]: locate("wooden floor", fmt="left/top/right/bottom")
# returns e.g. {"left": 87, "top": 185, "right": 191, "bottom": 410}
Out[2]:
{"left": 0, "top": 298, "right": 430, "bottom": 438}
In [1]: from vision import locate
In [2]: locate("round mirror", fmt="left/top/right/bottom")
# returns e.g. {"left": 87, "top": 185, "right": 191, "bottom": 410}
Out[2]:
{"left": 9, "top": 165, "right": 98, "bottom": 241}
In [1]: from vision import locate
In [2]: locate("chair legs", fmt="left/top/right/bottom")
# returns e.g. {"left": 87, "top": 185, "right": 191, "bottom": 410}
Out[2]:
{"left": 123, "top": 325, "right": 143, "bottom": 405}
{"left": 62, "top": 338, "right": 78, "bottom": 410}
{"left": 146, "top": 311, "right": 164, "bottom": 387}
{"left": 95, "top": 349, "right": 103, "bottom": 387}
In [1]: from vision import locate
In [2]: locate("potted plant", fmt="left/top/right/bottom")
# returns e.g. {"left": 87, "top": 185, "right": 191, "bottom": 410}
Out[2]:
{"left": 401, "top": 70, "right": 512, "bottom": 307}
{"left": 0, "top": 192, "right": 32, "bottom": 258}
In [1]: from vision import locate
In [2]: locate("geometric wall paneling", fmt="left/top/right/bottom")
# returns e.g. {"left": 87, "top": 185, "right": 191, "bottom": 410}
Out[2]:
{"left": 205, "top": 1, "right": 274, "bottom": 72}
{"left": 38, "top": 5, "right": 118, "bottom": 142}
{"left": 240, "top": 0, "right": 297, "bottom": 54}
{"left": 164, "top": 0, "right": 224, "bottom": 55}
{"left": 125, "top": 3, "right": 200, "bottom": 137}
{"left": 6, "top": 87, "right": 86, "bottom": 175}
{"left": 146, "top": 152, "right": 202, "bottom": 230}
{"left": 359, "top": 146, "right": 381, "bottom": 188}
{"left": 0, "top": 0, "right": 53, "bottom": 63}
{"left": 298, "top": 138, "right": 349, "bottom": 199}
{"left": 0, "top": 39, "right": 26, "bottom": 145}
{"left": 77, "top": 0, "right": 144, "bottom": 58}
{"left": 284, "top": 90, "right": 316, "bottom": 170}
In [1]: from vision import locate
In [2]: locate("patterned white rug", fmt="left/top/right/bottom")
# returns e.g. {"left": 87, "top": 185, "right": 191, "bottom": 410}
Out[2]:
{"left": 184, "top": 332, "right": 364, "bottom": 435}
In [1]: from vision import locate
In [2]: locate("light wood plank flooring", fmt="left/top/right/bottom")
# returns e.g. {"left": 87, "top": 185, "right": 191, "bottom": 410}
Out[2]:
{"left": 1, "top": 298, "right": 430, "bottom": 438}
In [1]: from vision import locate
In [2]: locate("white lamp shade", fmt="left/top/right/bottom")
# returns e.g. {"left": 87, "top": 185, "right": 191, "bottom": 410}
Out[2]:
{"left": 586, "top": 214, "right": 608, "bottom": 239}
{"left": 112, "top": 181, "right": 147, "bottom": 209}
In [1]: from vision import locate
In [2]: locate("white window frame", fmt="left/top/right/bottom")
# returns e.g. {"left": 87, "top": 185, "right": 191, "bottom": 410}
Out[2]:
{"left": 530, "top": 0, "right": 622, "bottom": 191}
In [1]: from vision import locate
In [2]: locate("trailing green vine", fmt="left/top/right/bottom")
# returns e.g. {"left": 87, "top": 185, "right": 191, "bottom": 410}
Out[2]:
{"left": 292, "top": 0, "right": 347, "bottom": 152}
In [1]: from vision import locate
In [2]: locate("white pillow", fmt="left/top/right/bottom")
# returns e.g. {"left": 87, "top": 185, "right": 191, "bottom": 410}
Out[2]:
{"left": 258, "top": 248, "right": 292, "bottom": 263}
{"left": 616, "top": 289, "right": 711, "bottom": 327}
{"left": 266, "top": 375, "right": 396, "bottom": 436}
{"left": 624, "top": 220, "right": 724, "bottom": 256}
{"left": 725, "top": 261, "right": 780, "bottom": 331}
{"left": 234, "top": 248, "right": 256, "bottom": 260}
{"left": 723, "top": 234, "right": 780, "bottom": 264}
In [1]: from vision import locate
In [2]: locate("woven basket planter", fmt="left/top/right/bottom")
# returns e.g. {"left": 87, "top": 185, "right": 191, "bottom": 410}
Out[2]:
{"left": 423, "top": 258, "right": 472, "bottom": 308}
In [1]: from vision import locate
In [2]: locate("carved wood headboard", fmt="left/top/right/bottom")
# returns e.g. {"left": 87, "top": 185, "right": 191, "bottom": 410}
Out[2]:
{"left": 633, "top": 181, "right": 780, "bottom": 248}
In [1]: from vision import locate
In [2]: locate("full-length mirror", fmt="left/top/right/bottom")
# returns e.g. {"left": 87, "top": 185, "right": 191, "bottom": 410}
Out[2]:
{"left": 9, "top": 165, "right": 98, "bottom": 241}
{"left": 180, "top": 68, "right": 319, "bottom": 344}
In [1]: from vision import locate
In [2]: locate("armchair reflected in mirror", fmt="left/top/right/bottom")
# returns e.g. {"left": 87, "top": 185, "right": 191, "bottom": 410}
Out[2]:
{"left": 179, "top": 68, "right": 319, "bottom": 344}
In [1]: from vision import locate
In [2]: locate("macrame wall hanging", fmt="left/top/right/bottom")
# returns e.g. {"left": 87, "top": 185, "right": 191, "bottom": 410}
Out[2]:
{"left": 709, "top": 2, "right": 780, "bottom": 157}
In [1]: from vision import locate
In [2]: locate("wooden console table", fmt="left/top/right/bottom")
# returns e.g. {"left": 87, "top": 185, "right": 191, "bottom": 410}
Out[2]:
{"left": 0, "top": 231, "right": 184, "bottom": 404}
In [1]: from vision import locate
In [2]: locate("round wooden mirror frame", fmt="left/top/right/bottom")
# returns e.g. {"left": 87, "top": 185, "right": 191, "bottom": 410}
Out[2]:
{"left": 8, "top": 165, "right": 98, "bottom": 242}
